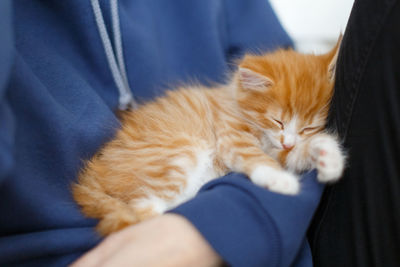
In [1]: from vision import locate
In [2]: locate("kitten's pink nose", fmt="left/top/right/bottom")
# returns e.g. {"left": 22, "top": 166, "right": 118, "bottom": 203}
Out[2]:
{"left": 282, "top": 143, "right": 294, "bottom": 150}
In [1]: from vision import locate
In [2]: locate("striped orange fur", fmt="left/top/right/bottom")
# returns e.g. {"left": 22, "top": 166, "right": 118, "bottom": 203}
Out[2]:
{"left": 73, "top": 38, "right": 345, "bottom": 235}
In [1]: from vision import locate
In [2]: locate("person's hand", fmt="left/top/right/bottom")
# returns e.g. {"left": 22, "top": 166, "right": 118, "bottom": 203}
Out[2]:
{"left": 70, "top": 214, "right": 222, "bottom": 267}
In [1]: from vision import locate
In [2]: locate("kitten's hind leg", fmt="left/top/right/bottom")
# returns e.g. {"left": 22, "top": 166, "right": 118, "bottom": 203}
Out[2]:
{"left": 96, "top": 207, "right": 139, "bottom": 236}
{"left": 129, "top": 197, "right": 168, "bottom": 221}
{"left": 73, "top": 182, "right": 140, "bottom": 235}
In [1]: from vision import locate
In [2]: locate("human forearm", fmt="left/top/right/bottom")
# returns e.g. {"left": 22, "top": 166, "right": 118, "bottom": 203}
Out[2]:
{"left": 171, "top": 171, "right": 324, "bottom": 266}
{"left": 71, "top": 214, "right": 222, "bottom": 267}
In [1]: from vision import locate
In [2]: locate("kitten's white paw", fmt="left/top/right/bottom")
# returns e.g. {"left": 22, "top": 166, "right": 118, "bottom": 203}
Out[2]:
{"left": 250, "top": 165, "right": 300, "bottom": 195}
{"left": 310, "top": 136, "right": 345, "bottom": 183}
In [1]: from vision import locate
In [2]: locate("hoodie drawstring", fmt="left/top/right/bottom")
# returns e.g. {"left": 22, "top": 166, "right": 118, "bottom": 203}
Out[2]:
{"left": 90, "top": 0, "right": 138, "bottom": 110}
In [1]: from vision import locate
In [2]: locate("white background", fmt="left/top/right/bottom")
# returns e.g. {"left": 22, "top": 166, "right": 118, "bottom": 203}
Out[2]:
{"left": 269, "top": 0, "right": 354, "bottom": 53}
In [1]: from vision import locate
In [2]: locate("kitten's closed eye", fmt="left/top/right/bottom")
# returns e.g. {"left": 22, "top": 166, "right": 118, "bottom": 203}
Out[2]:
{"left": 272, "top": 119, "right": 284, "bottom": 129}
{"left": 300, "top": 127, "right": 319, "bottom": 135}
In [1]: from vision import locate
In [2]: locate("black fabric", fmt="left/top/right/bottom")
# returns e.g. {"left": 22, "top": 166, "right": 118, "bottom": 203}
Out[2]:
{"left": 308, "top": 0, "right": 400, "bottom": 266}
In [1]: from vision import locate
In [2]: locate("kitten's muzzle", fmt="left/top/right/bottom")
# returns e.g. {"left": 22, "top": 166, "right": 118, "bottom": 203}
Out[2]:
{"left": 282, "top": 143, "right": 294, "bottom": 150}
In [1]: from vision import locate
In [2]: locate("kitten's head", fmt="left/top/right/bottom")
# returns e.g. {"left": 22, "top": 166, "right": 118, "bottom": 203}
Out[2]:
{"left": 235, "top": 37, "right": 341, "bottom": 151}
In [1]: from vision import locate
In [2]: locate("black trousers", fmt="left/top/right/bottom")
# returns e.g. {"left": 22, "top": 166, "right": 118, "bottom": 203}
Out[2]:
{"left": 308, "top": 0, "right": 400, "bottom": 266}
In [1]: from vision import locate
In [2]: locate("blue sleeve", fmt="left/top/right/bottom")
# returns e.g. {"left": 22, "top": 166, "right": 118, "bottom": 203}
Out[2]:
{"left": 170, "top": 171, "right": 324, "bottom": 267}
{"left": 0, "top": 0, "right": 15, "bottom": 184}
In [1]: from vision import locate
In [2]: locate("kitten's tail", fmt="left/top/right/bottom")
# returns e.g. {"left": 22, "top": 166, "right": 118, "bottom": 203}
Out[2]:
{"left": 72, "top": 177, "right": 139, "bottom": 235}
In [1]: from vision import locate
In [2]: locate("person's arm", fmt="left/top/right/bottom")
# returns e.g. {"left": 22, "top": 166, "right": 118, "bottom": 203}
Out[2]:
{"left": 72, "top": 171, "right": 323, "bottom": 267}
{"left": 71, "top": 214, "right": 222, "bottom": 267}
{"left": 170, "top": 171, "right": 323, "bottom": 266}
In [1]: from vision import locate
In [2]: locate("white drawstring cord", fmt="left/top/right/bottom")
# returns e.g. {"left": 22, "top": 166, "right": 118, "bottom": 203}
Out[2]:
{"left": 90, "top": 0, "right": 138, "bottom": 110}
{"left": 110, "top": 0, "right": 130, "bottom": 92}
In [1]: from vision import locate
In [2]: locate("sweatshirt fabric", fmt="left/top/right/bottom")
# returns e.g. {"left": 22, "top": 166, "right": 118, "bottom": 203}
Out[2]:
{"left": 0, "top": 1, "right": 322, "bottom": 266}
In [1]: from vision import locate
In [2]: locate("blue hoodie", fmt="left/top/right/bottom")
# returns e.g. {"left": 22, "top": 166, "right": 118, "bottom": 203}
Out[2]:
{"left": 0, "top": 1, "right": 323, "bottom": 266}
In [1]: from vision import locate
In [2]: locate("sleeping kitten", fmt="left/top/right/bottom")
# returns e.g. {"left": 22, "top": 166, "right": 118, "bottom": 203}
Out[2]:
{"left": 73, "top": 39, "right": 345, "bottom": 235}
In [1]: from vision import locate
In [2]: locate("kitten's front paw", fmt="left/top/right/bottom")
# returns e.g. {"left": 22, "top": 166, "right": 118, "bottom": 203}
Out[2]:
{"left": 310, "top": 136, "right": 345, "bottom": 183}
{"left": 250, "top": 166, "right": 300, "bottom": 195}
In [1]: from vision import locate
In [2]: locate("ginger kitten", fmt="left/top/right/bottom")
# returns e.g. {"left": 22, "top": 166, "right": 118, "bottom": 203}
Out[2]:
{"left": 73, "top": 40, "right": 345, "bottom": 235}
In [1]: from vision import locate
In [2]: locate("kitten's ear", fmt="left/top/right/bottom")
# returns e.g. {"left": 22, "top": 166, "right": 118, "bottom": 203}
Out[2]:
{"left": 326, "top": 34, "right": 343, "bottom": 82}
{"left": 238, "top": 67, "right": 274, "bottom": 91}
